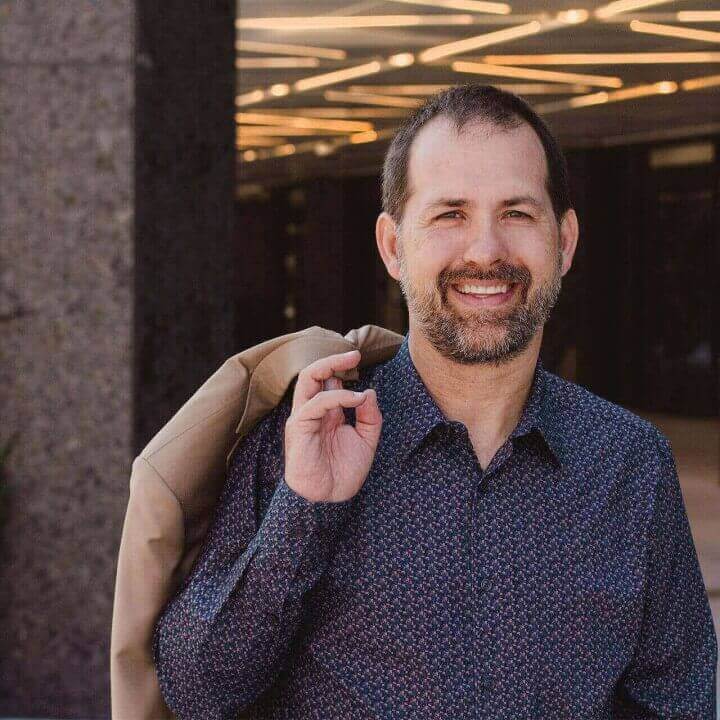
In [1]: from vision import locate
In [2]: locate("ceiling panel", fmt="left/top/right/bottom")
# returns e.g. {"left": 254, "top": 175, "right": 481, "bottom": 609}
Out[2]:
{"left": 235, "top": 0, "right": 720, "bottom": 186}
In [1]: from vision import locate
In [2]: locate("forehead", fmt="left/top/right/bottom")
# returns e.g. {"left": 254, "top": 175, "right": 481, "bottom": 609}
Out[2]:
{"left": 406, "top": 115, "right": 549, "bottom": 207}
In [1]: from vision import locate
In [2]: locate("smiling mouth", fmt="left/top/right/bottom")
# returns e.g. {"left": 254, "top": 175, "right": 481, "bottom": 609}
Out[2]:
{"left": 449, "top": 282, "right": 520, "bottom": 307}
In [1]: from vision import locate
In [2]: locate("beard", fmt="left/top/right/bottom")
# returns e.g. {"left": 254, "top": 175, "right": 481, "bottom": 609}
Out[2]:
{"left": 396, "top": 236, "right": 563, "bottom": 366}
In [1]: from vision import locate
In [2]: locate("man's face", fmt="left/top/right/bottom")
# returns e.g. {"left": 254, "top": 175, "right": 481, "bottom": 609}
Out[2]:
{"left": 383, "top": 115, "right": 576, "bottom": 366}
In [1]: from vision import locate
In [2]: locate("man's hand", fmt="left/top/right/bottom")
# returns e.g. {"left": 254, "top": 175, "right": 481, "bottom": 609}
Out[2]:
{"left": 283, "top": 350, "right": 383, "bottom": 503}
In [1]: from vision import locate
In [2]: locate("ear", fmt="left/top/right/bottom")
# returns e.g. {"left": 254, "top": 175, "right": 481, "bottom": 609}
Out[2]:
{"left": 376, "top": 211, "right": 403, "bottom": 282}
{"left": 558, "top": 208, "right": 579, "bottom": 276}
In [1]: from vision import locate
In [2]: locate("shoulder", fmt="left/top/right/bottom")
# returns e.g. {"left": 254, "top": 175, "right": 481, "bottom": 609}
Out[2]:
{"left": 541, "top": 369, "right": 672, "bottom": 465}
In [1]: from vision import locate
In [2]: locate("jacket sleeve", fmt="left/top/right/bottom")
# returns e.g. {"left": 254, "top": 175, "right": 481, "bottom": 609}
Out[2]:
{"left": 615, "top": 433, "right": 718, "bottom": 718}
{"left": 153, "top": 397, "right": 355, "bottom": 720}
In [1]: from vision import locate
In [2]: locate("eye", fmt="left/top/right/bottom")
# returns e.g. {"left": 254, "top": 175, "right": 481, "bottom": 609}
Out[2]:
{"left": 505, "top": 210, "right": 531, "bottom": 219}
{"left": 437, "top": 210, "right": 464, "bottom": 220}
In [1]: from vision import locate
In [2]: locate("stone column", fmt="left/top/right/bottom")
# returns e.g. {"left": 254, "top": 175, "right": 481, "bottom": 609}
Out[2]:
{"left": 0, "top": 2, "right": 134, "bottom": 717}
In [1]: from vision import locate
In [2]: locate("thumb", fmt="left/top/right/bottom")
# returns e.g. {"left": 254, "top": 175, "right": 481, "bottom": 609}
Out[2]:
{"left": 354, "top": 389, "right": 382, "bottom": 446}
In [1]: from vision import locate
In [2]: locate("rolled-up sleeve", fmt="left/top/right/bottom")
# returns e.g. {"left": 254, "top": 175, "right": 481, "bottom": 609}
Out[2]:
{"left": 153, "top": 400, "right": 354, "bottom": 720}
{"left": 616, "top": 433, "right": 718, "bottom": 718}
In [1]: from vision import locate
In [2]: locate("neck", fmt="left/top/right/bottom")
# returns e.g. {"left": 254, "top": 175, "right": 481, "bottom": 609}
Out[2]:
{"left": 406, "top": 319, "right": 542, "bottom": 444}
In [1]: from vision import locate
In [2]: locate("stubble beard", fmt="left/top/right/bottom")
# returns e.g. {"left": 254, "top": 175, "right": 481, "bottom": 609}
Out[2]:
{"left": 396, "top": 233, "right": 563, "bottom": 366}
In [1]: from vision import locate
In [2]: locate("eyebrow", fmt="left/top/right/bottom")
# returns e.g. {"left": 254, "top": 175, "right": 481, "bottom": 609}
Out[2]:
{"left": 423, "top": 195, "right": 544, "bottom": 213}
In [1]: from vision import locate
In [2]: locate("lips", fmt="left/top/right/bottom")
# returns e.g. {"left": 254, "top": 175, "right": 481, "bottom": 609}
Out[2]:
{"left": 449, "top": 282, "right": 519, "bottom": 307}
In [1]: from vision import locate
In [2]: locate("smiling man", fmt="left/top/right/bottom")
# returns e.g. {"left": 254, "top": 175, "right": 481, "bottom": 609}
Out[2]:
{"left": 154, "top": 84, "right": 717, "bottom": 719}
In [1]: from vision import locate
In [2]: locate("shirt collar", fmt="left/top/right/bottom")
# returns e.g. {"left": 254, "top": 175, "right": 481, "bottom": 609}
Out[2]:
{"left": 376, "top": 334, "right": 565, "bottom": 468}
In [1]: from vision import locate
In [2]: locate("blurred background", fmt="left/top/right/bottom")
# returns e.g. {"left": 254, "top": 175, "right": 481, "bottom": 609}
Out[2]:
{"left": 1, "top": 0, "right": 718, "bottom": 717}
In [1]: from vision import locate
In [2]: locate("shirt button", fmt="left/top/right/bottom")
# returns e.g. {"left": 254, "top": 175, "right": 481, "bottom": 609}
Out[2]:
{"left": 478, "top": 577, "right": 490, "bottom": 592}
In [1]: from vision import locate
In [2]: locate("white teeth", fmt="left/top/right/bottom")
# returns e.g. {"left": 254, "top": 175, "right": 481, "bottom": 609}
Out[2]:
{"left": 456, "top": 283, "right": 509, "bottom": 295}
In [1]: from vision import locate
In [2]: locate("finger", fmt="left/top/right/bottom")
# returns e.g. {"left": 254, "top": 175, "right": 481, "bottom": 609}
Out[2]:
{"left": 292, "top": 350, "right": 360, "bottom": 411}
{"left": 291, "top": 388, "right": 368, "bottom": 425}
{"left": 354, "top": 389, "right": 383, "bottom": 446}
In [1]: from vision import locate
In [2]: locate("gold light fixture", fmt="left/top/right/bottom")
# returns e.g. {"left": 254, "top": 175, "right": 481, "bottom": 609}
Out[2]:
{"left": 629, "top": 19, "right": 720, "bottom": 43}
{"left": 536, "top": 80, "right": 678, "bottom": 112}
{"left": 481, "top": 52, "right": 720, "bottom": 64}
{"left": 235, "top": 112, "right": 374, "bottom": 133}
{"left": 236, "top": 137, "right": 287, "bottom": 148}
{"left": 594, "top": 0, "right": 677, "bottom": 19}
{"left": 235, "top": 57, "right": 320, "bottom": 69}
{"left": 237, "top": 126, "right": 350, "bottom": 137}
{"left": 418, "top": 20, "right": 545, "bottom": 63}
{"left": 451, "top": 60, "right": 623, "bottom": 88}
{"left": 293, "top": 61, "right": 384, "bottom": 92}
{"left": 235, "top": 40, "right": 347, "bottom": 60}
{"left": 676, "top": 11, "right": 720, "bottom": 22}
{"left": 681, "top": 73, "right": 720, "bottom": 90}
{"left": 235, "top": 15, "right": 476, "bottom": 30}
{"left": 324, "top": 90, "right": 423, "bottom": 108}
{"left": 261, "top": 107, "right": 413, "bottom": 118}
{"left": 385, "top": 0, "right": 511, "bottom": 14}
{"left": 346, "top": 82, "right": 591, "bottom": 94}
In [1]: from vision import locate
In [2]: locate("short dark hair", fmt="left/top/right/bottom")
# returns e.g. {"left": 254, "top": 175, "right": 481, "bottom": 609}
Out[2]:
{"left": 381, "top": 83, "right": 573, "bottom": 225}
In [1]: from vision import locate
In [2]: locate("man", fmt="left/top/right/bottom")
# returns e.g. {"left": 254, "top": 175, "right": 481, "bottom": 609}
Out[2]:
{"left": 154, "top": 84, "right": 718, "bottom": 718}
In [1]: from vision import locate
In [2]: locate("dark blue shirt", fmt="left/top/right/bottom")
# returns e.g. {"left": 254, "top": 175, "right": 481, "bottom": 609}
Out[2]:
{"left": 154, "top": 334, "right": 718, "bottom": 719}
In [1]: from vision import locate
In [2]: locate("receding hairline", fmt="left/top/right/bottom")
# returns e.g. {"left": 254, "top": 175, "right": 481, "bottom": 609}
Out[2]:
{"left": 401, "top": 112, "right": 549, "bottom": 219}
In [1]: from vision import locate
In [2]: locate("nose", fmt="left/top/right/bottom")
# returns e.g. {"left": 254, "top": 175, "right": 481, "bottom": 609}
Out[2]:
{"left": 460, "top": 219, "right": 510, "bottom": 269}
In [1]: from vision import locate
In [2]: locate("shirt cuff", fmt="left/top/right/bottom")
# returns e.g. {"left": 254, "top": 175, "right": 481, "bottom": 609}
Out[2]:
{"left": 231, "top": 477, "right": 355, "bottom": 609}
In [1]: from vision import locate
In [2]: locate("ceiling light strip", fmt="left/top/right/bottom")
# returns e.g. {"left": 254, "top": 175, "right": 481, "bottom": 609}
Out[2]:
{"left": 681, "top": 73, "right": 720, "bottom": 90}
{"left": 235, "top": 112, "right": 374, "bottom": 132}
{"left": 480, "top": 52, "right": 720, "bottom": 64}
{"left": 629, "top": 19, "right": 720, "bottom": 42}
{"left": 451, "top": 60, "right": 623, "bottom": 87}
{"left": 418, "top": 20, "right": 544, "bottom": 62}
{"left": 236, "top": 15, "right": 478, "bottom": 30}
{"left": 593, "top": 0, "right": 676, "bottom": 20}
{"left": 676, "top": 11, "right": 720, "bottom": 22}
{"left": 324, "top": 90, "right": 423, "bottom": 108}
{"left": 235, "top": 57, "right": 321, "bottom": 69}
{"left": 535, "top": 80, "right": 677, "bottom": 113}
{"left": 384, "top": 0, "right": 511, "bottom": 15}
{"left": 235, "top": 40, "right": 347, "bottom": 60}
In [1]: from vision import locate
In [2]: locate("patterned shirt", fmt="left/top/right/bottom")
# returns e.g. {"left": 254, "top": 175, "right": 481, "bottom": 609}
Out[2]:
{"left": 154, "top": 334, "right": 718, "bottom": 720}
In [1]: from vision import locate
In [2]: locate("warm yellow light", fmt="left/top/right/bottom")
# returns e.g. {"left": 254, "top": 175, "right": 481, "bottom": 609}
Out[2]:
{"left": 236, "top": 89, "right": 265, "bottom": 106}
{"left": 236, "top": 112, "right": 374, "bottom": 133}
{"left": 236, "top": 15, "right": 475, "bottom": 30}
{"left": 536, "top": 80, "right": 678, "bottom": 112}
{"left": 594, "top": 0, "right": 676, "bottom": 19}
{"left": 349, "top": 130, "right": 379, "bottom": 144}
{"left": 346, "top": 82, "right": 591, "bottom": 95}
{"left": 269, "top": 84, "right": 290, "bottom": 97}
{"left": 419, "top": 21, "right": 544, "bottom": 63}
{"left": 293, "top": 61, "right": 383, "bottom": 92}
{"left": 384, "top": 0, "right": 511, "bottom": 14}
{"left": 238, "top": 126, "right": 347, "bottom": 137}
{"left": 324, "top": 90, "right": 423, "bottom": 108}
{"left": 314, "top": 142, "right": 334, "bottom": 156}
{"left": 676, "top": 11, "right": 720, "bottom": 22}
{"left": 236, "top": 138, "right": 287, "bottom": 148}
{"left": 235, "top": 57, "right": 320, "bottom": 69}
{"left": 264, "top": 107, "right": 413, "bottom": 118}
{"left": 681, "top": 73, "right": 720, "bottom": 90}
{"left": 557, "top": 9, "right": 589, "bottom": 23}
{"left": 451, "top": 60, "right": 623, "bottom": 88}
{"left": 481, "top": 52, "right": 720, "bottom": 64}
{"left": 235, "top": 40, "right": 347, "bottom": 60}
{"left": 273, "top": 144, "right": 296, "bottom": 157}
{"left": 388, "top": 53, "right": 416, "bottom": 67}
{"left": 242, "top": 150, "right": 258, "bottom": 162}
{"left": 347, "top": 84, "right": 451, "bottom": 95}
{"left": 629, "top": 20, "right": 720, "bottom": 43}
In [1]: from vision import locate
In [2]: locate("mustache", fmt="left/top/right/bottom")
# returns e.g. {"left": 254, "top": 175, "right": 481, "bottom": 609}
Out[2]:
{"left": 441, "top": 263, "right": 531, "bottom": 288}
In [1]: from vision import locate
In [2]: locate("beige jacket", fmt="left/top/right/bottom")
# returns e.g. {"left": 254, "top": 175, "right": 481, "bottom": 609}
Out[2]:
{"left": 110, "top": 324, "right": 403, "bottom": 720}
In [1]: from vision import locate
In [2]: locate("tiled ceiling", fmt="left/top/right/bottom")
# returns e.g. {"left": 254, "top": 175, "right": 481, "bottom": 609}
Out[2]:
{"left": 235, "top": 0, "right": 720, "bottom": 186}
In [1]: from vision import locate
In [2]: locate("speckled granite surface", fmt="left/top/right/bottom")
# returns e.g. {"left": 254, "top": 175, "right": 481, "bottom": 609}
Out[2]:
{"left": 0, "top": 2, "right": 134, "bottom": 717}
